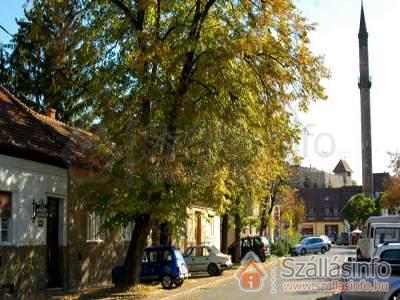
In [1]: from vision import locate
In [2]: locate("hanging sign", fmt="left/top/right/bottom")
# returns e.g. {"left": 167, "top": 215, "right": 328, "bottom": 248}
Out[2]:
{"left": 32, "top": 198, "right": 49, "bottom": 223}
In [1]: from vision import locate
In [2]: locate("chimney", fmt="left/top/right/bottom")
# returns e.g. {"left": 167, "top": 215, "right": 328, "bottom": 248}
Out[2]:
{"left": 45, "top": 108, "right": 57, "bottom": 120}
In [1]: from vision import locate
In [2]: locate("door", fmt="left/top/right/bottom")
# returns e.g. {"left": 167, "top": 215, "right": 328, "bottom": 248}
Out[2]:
{"left": 187, "top": 247, "right": 208, "bottom": 272}
{"left": 195, "top": 212, "right": 202, "bottom": 246}
{"left": 47, "top": 197, "right": 62, "bottom": 288}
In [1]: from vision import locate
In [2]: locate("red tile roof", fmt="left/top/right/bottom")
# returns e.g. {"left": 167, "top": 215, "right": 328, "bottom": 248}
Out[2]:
{"left": 0, "top": 84, "right": 97, "bottom": 169}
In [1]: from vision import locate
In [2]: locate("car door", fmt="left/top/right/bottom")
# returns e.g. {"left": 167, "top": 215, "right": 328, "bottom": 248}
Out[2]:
{"left": 310, "top": 238, "right": 319, "bottom": 252}
{"left": 242, "top": 238, "right": 252, "bottom": 257}
{"left": 147, "top": 249, "right": 161, "bottom": 280}
{"left": 186, "top": 247, "right": 208, "bottom": 272}
{"left": 140, "top": 251, "right": 151, "bottom": 280}
{"left": 195, "top": 247, "right": 209, "bottom": 272}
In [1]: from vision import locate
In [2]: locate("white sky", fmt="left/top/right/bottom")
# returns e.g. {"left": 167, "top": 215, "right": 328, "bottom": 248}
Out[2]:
{"left": 1, "top": 0, "right": 399, "bottom": 183}
{"left": 294, "top": 0, "right": 400, "bottom": 183}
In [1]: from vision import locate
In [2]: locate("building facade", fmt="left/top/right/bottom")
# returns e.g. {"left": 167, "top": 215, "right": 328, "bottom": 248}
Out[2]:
{"left": 292, "top": 160, "right": 388, "bottom": 236}
{"left": 0, "top": 85, "right": 220, "bottom": 298}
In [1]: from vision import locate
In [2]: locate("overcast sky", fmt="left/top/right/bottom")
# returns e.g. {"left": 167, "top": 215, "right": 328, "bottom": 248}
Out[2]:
{"left": 1, "top": 0, "right": 398, "bottom": 183}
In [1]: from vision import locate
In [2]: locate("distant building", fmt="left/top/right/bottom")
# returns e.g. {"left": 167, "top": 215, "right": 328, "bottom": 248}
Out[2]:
{"left": 292, "top": 160, "right": 389, "bottom": 236}
{"left": 290, "top": 159, "right": 354, "bottom": 190}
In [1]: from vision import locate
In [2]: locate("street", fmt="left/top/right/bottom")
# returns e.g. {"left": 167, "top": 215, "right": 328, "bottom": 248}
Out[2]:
{"left": 167, "top": 247, "right": 355, "bottom": 300}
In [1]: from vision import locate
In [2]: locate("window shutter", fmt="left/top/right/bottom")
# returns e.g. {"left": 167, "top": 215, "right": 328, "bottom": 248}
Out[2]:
{"left": 0, "top": 192, "right": 11, "bottom": 218}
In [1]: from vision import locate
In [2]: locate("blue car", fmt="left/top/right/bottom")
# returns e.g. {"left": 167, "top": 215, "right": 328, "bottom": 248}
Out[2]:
{"left": 112, "top": 246, "right": 189, "bottom": 289}
{"left": 292, "top": 237, "right": 329, "bottom": 256}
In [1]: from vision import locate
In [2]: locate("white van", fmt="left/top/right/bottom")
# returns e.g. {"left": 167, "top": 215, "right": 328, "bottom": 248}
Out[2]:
{"left": 357, "top": 215, "right": 400, "bottom": 260}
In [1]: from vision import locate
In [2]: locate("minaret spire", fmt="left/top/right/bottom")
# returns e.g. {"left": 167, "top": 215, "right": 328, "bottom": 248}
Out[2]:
{"left": 358, "top": 2, "right": 374, "bottom": 197}
{"left": 359, "top": 1, "right": 367, "bottom": 35}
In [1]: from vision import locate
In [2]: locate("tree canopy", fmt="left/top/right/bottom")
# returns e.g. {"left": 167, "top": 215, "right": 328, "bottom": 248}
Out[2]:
{"left": 5, "top": 0, "right": 329, "bottom": 287}
{"left": 342, "top": 194, "right": 377, "bottom": 229}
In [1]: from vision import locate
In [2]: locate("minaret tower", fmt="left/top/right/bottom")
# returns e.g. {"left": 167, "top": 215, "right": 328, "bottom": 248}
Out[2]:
{"left": 358, "top": 3, "right": 373, "bottom": 196}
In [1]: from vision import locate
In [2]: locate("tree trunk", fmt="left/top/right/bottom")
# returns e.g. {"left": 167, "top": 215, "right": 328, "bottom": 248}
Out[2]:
{"left": 233, "top": 213, "right": 241, "bottom": 264}
{"left": 159, "top": 222, "right": 171, "bottom": 246}
{"left": 119, "top": 213, "right": 153, "bottom": 288}
{"left": 221, "top": 213, "right": 229, "bottom": 254}
{"left": 259, "top": 202, "right": 267, "bottom": 236}
{"left": 151, "top": 221, "right": 160, "bottom": 246}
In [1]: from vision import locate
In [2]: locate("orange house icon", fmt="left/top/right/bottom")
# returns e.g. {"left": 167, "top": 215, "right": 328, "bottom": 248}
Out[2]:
{"left": 235, "top": 256, "right": 267, "bottom": 292}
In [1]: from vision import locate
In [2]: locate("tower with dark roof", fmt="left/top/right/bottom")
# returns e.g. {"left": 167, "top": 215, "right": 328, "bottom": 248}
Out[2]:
{"left": 333, "top": 159, "right": 353, "bottom": 186}
{"left": 358, "top": 3, "right": 374, "bottom": 196}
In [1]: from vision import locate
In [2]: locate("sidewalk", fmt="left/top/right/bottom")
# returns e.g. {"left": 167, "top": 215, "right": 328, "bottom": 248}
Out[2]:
{"left": 51, "top": 266, "right": 242, "bottom": 300}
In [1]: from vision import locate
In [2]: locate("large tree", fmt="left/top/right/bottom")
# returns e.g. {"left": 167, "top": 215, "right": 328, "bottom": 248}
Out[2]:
{"left": 8, "top": 0, "right": 93, "bottom": 124}
{"left": 79, "top": 0, "right": 328, "bottom": 288}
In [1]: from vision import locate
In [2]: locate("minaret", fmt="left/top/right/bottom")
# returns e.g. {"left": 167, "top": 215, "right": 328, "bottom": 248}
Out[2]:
{"left": 358, "top": 3, "right": 374, "bottom": 197}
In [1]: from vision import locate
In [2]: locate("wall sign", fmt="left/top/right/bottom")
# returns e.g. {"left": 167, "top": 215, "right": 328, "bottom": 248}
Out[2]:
{"left": 32, "top": 198, "right": 49, "bottom": 224}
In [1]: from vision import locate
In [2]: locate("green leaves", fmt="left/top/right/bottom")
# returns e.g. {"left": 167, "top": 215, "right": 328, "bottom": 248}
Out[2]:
{"left": 342, "top": 194, "right": 377, "bottom": 229}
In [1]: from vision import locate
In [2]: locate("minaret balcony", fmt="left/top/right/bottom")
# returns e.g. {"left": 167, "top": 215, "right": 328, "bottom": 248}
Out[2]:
{"left": 358, "top": 76, "right": 372, "bottom": 89}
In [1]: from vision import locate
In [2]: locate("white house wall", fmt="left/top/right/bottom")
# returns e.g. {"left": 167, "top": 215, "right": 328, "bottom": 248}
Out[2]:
{"left": 0, "top": 154, "right": 68, "bottom": 246}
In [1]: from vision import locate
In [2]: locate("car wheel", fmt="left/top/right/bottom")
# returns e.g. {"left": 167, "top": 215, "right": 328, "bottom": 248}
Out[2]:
{"left": 174, "top": 278, "right": 184, "bottom": 287}
{"left": 208, "top": 263, "right": 221, "bottom": 276}
{"left": 356, "top": 250, "right": 363, "bottom": 261}
{"left": 321, "top": 247, "right": 326, "bottom": 254}
{"left": 161, "top": 275, "right": 173, "bottom": 289}
{"left": 300, "top": 248, "right": 307, "bottom": 256}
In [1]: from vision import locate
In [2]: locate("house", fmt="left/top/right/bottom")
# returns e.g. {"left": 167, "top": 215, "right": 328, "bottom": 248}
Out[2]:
{"left": 179, "top": 206, "right": 220, "bottom": 249}
{"left": 0, "top": 84, "right": 221, "bottom": 298}
{"left": 0, "top": 84, "right": 135, "bottom": 298}
{"left": 291, "top": 160, "right": 389, "bottom": 236}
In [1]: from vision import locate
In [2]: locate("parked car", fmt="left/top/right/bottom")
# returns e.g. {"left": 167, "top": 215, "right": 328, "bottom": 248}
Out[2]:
{"left": 228, "top": 236, "right": 271, "bottom": 262}
{"left": 341, "top": 242, "right": 400, "bottom": 300}
{"left": 337, "top": 232, "right": 350, "bottom": 246}
{"left": 357, "top": 217, "right": 400, "bottom": 261}
{"left": 183, "top": 245, "right": 232, "bottom": 276}
{"left": 328, "top": 232, "right": 337, "bottom": 244}
{"left": 112, "top": 246, "right": 189, "bottom": 289}
{"left": 292, "top": 237, "right": 328, "bottom": 256}
{"left": 320, "top": 235, "right": 332, "bottom": 250}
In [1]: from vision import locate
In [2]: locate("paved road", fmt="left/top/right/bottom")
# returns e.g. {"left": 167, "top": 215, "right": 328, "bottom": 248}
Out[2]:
{"left": 169, "top": 246, "right": 355, "bottom": 300}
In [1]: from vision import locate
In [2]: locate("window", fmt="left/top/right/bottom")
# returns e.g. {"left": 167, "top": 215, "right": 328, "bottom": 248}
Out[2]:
{"left": 149, "top": 250, "right": 159, "bottom": 262}
{"left": 324, "top": 207, "right": 329, "bottom": 217}
{"left": 162, "top": 250, "right": 172, "bottom": 261}
{"left": 307, "top": 207, "right": 315, "bottom": 217}
{"left": 210, "top": 217, "right": 215, "bottom": 236}
{"left": 374, "top": 227, "right": 400, "bottom": 247}
{"left": 87, "top": 212, "right": 104, "bottom": 242}
{"left": 122, "top": 221, "right": 135, "bottom": 241}
{"left": 381, "top": 249, "right": 400, "bottom": 261}
{"left": 188, "top": 247, "right": 208, "bottom": 257}
{"left": 0, "top": 192, "right": 11, "bottom": 243}
{"left": 333, "top": 207, "right": 339, "bottom": 217}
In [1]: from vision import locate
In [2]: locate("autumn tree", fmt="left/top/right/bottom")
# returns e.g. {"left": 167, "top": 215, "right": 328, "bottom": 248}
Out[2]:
{"left": 381, "top": 177, "right": 400, "bottom": 212}
{"left": 78, "top": 0, "right": 328, "bottom": 288}
{"left": 280, "top": 188, "right": 305, "bottom": 235}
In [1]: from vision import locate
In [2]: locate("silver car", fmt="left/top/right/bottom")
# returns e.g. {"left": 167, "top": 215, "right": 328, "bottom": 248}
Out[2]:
{"left": 292, "top": 237, "right": 329, "bottom": 256}
{"left": 184, "top": 245, "right": 233, "bottom": 276}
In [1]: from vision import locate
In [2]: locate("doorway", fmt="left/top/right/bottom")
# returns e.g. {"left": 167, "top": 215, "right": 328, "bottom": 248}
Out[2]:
{"left": 46, "top": 197, "right": 62, "bottom": 288}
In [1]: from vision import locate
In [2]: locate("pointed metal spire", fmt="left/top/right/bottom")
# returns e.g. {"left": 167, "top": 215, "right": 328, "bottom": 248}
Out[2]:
{"left": 359, "top": 1, "right": 368, "bottom": 34}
